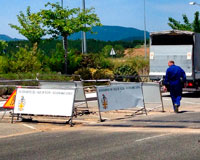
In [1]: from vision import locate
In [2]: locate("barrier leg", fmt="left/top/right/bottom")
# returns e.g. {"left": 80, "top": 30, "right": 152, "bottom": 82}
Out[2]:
{"left": 69, "top": 118, "right": 73, "bottom": 127}
{"left": 69, "top": 87, "right": 77, "bottom": 127}
{"left": 144, "top": 106, "right": 148, "bottom": 115}
{"left": 17, "top": 114, "right": 20, "bottom": 120}
{"left": 11, "top": 110, "right": 14, "bottom": 123}
{"left": 1, "top": 110, "right": 7, "bottom": 120}
{"left": 96, "top": 87, "right": 103, "bottom": 122}
{"left": 159, "top": 83, "right": 165, "bottom": 112}
{"left": 83, "top": 87, "right": 89, "bottom": 109}
{"left": 85, "top": 100, "right": 89, "bottom": 108}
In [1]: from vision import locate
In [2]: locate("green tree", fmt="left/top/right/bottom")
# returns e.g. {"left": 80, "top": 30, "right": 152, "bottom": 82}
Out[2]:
{"left": 114, "top": 44, "right": 124, "bottom": 57}
{"left": 40, "top": 2, "right": 101, "bottom": 74}
{"left": 168, "top": 11, "right": 200, "bottom": 32}
{"left": 0, "top": 56, "right": 8, "bottom": 73}
{"left": 49, "top": 43, "right": 65, "bottom": 72}
{"left": 193, "top": 12, "right": 200, "bottom": 33}
{"left": 0, "top": 40, "right": 8, "bottom": 55}
{"left": 9, "top": 6, "right": 46, "bottom": 46}
{"left": 8, "top": 46, "right": 41, "bottom": 73}
{"left": 101, "top": 45, "right": 113, "bottom": 57}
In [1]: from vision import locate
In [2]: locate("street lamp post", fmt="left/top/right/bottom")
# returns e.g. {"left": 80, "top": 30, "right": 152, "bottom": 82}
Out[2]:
{"left": 144, "top": 0, "right": 147, "bottom": 59}
{"left": 82, "top": 0, "right": 87, "bottom": 54}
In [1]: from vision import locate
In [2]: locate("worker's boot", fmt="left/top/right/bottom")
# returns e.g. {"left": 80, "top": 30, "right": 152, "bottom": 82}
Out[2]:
{"left": 174, "top": 104, "right": 179, "bottom": 113}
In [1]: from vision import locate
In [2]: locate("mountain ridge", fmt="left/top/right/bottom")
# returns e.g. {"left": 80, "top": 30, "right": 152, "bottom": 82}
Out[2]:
{"left": 0, "top": 25, "right": 149, "bottom": 42}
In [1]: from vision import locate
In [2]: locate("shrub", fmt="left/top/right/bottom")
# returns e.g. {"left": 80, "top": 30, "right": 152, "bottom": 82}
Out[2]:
{"left": 48, "top": 43, "right": 65, "bottom": 73}
{"left": 114, "top": 44, "right": 124, "bottom": 58}
{"left": 8, "top": 47, "right": 41, "bottom": 73}
{"left": 67, "top": 49, "right": 82, "bottom": 74}
{"left": 101, "top": 45, "right": 125, "bottom": 58}
{"left": 131, "top": 56, "right": 149, "bottom": 75}
{"left": 74, "top": 68, "right": 92, "bottom": 80}
{"left": 93, "top": 69, "right": 114, "bottom": 80}
{"left": 36, "top": 73, "right": 71, "bottom": 81}
{"left": 0, "top": 40, "right": 8, "bottom": 55}
{"left": 101, "top": 45, "right": 113, "bottom": 57}
{"left": 114, "top": 64, "right": 140, "bottom": 82}
{"left": 80, "top": 53, "right": 113, "bottom": 69}
{"left": 0, "top": 56, "right": 8, "bottom": 73}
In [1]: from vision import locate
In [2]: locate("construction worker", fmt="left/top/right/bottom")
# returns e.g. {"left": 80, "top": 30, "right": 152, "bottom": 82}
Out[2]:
{"left": 163, "top": 60, "right": 186, "bottom": 113}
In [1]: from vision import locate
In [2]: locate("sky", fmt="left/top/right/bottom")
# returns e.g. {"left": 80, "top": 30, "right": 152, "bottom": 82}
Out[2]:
{"left": 0, "top": 0, "right": 200, "bottom": 39}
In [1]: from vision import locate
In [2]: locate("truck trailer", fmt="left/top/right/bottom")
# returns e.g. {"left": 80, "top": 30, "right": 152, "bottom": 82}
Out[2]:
{"left": 149, "top": 30, "right": 200, "bottom": 91}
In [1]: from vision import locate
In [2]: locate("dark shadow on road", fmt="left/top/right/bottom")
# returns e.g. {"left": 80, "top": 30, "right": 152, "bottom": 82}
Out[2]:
{"left": 162, "top": 91, "right": 200, "bottom": 98}
{"left": 178, "top": 111, "right": 189, "bottom": 113}
{"left": 182, "top": 92, "right": 200, "bottom": 98}
{"left": 86, "top": 124, "right": 191, "bottom": 129}
{"left": 91, "top": 111, "right": 200, "bottom": 129}
{"left": 21, "top": 118, "right": 71, "bottom": 125}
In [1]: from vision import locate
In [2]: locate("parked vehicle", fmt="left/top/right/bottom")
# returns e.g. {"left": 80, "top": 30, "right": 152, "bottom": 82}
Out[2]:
{"left": 149, "top": 30, "right": 200, "bottom": 91}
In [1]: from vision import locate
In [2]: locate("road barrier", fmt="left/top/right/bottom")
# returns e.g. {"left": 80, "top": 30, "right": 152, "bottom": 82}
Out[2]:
{"left": 142, "top": 82, "right": 164, "bottom": 112}
{"left": 110, "top": 81, "right": 164, "bottom": 112}
{"left": 0, "top": 79, "right": 165, "bottom": 124}
{"left": 0, "top": 80, "right": 87, "bottom": 125}
{"left": 96, "top": 83, "right": 145, "bottom": 121}
{"left": 39, "top": 81, "right": 88, "bottom": 108}
{"left": 13, "top": 88, "right": 76, "bottom": 126}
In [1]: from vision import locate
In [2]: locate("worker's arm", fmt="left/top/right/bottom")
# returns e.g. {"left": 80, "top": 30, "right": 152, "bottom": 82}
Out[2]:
{"left": 180, "top": 68, "right": 187, "bottom": 87}
{"left": 163, "top": 69, "right": 170, "bottom": 92}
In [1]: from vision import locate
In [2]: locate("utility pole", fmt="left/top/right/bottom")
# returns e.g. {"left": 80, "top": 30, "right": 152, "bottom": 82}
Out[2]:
{"left": 61, "top": 0, "right": 63, "bottom": 8}
{"left": 144, "top": 0, "right": 147, "bottom": 59}
{"left": 82, "top": 0, "right": 87, "bottom": 54}
{"left": 61, "top": 0, "right": 65, "bottom": 52}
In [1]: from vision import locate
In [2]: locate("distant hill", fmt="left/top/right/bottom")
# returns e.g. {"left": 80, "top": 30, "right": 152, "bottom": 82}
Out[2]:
{"left": 1, "top": 25, "right": 149, "bottom": 42}
{"left": 0, "top": 34, "right": 21, "bottom": 41}
{"left": 69, "top": 25, "right": 149, "bottom": 41}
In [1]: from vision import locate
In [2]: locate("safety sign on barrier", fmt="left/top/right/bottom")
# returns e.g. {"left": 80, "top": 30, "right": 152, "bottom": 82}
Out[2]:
{"left": 110, "top": 82, "right": 164, "bottom": 112}
{"left": 96, "top": 83, "right": 144, "bottom": 112}
{"left": 14, "top": 88, "right": 75, "bottom": 117}
{"left": 3, "top": 90, "right": 16, "bottom": 109}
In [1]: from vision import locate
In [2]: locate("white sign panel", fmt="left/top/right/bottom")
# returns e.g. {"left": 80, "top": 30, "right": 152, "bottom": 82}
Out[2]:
{"left": 142, "top": 83, "right": 162, "bottom": 104}
{"left": 96, "top": 84, "right": 144, "bottom": 112}
{"left": 14, "top": 88, "right": 75, "bottom": 117}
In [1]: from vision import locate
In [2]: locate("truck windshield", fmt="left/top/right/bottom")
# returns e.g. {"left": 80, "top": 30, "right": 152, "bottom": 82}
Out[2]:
{"left": 151, "top": 35, "right": 194, "bottom": 45}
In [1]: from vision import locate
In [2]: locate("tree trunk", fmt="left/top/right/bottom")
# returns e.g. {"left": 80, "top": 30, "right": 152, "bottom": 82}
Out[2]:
{"left": 63, "top": 35, "right": 68, "bottom": 74}
{"left": 32, "top": 42, "right": 38, "bottom": 55}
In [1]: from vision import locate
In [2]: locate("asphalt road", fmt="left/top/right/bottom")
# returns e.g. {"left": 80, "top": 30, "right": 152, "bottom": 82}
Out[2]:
{"left": 0, "top": 127, "right": 200, "bottom": 160}
{"left": 0, "top": 92, "right": 200, "bottom": 160}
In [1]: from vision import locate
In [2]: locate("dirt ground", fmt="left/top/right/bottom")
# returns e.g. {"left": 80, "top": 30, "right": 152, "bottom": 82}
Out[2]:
{"left": 124, "top": 46, "right": 150, "bottom": 57}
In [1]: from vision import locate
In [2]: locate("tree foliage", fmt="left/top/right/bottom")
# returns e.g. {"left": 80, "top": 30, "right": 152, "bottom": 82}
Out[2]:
{"left": 40, "top": 2, "right": 101, "bottom": 74}
{"left": 0, "top": 40, "right": 8, "bottom": 55}
{"left": 9, "top": 6, "right": 46, "bottom": 46}
{"left": 168, "top": 11, "right": 200, "bottom": 32}
{"left": 101, "top": 45, "right": 113, "bottom": 57}
{"left": 8, "top": 46, "right": 41, "bottom": 73}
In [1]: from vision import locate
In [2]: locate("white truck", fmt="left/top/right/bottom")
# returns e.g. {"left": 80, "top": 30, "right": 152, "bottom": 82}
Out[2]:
{"left": 149, "top": 30, "right": 200, "bottom": 91}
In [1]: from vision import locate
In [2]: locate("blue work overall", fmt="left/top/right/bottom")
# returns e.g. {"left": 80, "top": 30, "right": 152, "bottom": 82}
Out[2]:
{"left": 164, "top": 65, "right": 186, "bottom": 111}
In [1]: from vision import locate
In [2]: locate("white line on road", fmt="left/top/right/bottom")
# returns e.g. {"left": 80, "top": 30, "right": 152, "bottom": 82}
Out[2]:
{"left": 135, "top": 133, "right": 172, "bottom": 142}
{"left": 163, "top": 98, "right": 200, "bottom": 105}
{"left": 22, "top": 124, "right": 36, "bottom": 130}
